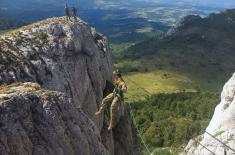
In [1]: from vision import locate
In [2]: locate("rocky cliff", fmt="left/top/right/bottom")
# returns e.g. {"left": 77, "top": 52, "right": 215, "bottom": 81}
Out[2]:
{"left": 0, "top": 17, "right": 136, "bottom": 155}
{"left": 182, "top": 73, "right": 235, "bottom": 155}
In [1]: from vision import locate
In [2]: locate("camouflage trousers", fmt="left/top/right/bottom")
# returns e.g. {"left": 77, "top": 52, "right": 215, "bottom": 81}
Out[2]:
{"left": 98, "top": 92, "right": 123, "bottom": 126}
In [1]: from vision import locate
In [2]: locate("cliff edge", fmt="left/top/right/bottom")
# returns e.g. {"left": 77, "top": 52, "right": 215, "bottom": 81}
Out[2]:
{"left": 182, "top": 73, "right": 235, "bottom": 155}
{"left": 0, "top": 17, "right": 136, "bottom": 155}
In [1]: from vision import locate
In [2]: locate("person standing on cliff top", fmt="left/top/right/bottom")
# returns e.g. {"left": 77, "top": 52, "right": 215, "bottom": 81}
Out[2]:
{"left": 64, "top": 4, "right": 71, "bottom": 21}
{"left": 95, "top": 69, "right": 127, "bottom": 131}
{"left": 71, "top": 6, "right": 78, "bottom": 21}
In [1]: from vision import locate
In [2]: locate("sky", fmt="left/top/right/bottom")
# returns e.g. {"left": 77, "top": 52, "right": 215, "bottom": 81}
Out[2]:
{"left": 1, "top": 0, "right": 235, "bottom": 10}
{"left": 145, "top": 0, "right": 235, "bottom": 8}
{"left": 182, "top": 0, "right": 235, "bottom": 8}
{"left": 1, "top": 0, "right": 235, "bottom": 22}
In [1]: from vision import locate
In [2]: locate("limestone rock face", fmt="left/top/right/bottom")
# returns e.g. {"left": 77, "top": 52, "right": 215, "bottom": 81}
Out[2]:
{"left": 182, "top": 73, "right": 235, "bottom": 155}
{"left": 0, "top": 17, "right": 136, "bottom": 155}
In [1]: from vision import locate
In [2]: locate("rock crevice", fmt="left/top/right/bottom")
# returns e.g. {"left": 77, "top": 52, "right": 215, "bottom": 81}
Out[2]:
{"left": 0, "top": 17, "right": 136, "bottom": 155}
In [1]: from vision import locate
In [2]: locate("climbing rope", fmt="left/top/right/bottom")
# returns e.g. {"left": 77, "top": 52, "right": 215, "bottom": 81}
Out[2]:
{"left": 127, "top": 94, "right": 216, "bottom": 155}
{"left": 126, "top": 76, "right": 152, "bottom": 154}
{"left": 193, "top": 139, "right": 216, "bottom": 155}
{"left": 205, "top": 131, "right": 235, "bottom": 153}
{"left": 125, "top": 75, "right": 217, "bottom": 155}
{"left": 126, "top": 77, "right": 151, "bottom": 96}
{"left": 127, "top": 102, "right": 152, "bottom": 155}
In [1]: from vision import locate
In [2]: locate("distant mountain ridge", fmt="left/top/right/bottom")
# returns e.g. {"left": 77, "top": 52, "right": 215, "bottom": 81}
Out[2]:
{"left": 0, "top": 18, "right": 25, "bottom": 31}
{"left": 0, "top": 0, "right": 226, "bottom": 45}
{"left": 149, "top": 0, "right": 235, "bottom": 8}
{"left": 124, "top": 8, "right": 235, "bottom": 57}
{"left": 118, "top": 8, "right": 235, "bottom": 91}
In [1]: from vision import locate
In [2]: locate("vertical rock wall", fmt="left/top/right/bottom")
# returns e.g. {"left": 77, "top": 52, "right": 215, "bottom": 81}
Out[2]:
{"left": 0, "top": 17, "right": 137, "bottom": 155}
{"left": 183, "top": 73, "right": 235, "bottom": 155}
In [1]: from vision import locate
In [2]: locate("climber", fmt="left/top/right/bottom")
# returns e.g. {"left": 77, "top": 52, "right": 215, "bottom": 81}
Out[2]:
{"left": 64, "top": 4, "right": 71, "bottom": 21}
{"left": 71, "top": 6, "right": 78, "bottom": 21}
{"left": 95, "top": 69, "right": 127, "bottom": 131}
{"left": 102, "top": 37, "right": 108, "bottom": 52}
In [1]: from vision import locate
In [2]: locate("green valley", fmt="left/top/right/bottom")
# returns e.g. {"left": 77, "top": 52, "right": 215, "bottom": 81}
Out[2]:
{"left": 129, "top": 92, "right": 220, "bottom": 154}
{"left": 118, "top": 8, "right": 235, "bottom": 155}
{"left": 124, "top": 71, "right": 197, "bottom": 101}
{"left": 1, "top": 2, "right": 235, "bottom": 154}
{"left": 118, "top": 9, "right": 235, "bottom": 94}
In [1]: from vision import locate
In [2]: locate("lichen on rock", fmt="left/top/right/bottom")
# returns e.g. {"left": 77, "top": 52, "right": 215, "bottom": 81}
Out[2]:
{"left": 0, "top": 17, "right": 137, "bottom": 155}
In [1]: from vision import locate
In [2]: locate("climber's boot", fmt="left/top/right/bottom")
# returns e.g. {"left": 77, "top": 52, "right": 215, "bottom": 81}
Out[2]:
{"left": 108, "top": 117, "right": 113, "bottom": 131}
{"left": 95, "top": 111, "right": 102, "bottom": 116}
{"left": 108, "top": 124, "right": 113, "bottom": 131}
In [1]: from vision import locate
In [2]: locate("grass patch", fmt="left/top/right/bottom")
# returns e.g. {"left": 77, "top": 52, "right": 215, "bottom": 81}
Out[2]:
{"left": 37, "top": 32, "right": 48, "bottom": 41}
{"left": 152, "top": 148, "right": 171, "bottom": 155}
{"left": 0, "top": 82, "right": 23, "bottom": 94}
{"left": 0, "top": 82, "right": 60, "bottom": 101}
{"left": 214, "top": 130, "right": 225, "bottom": 137}
{"left": 124, "top": 71, "right": 197, "bottom": 101}
{"left": 114, "top": 9, "right": 235, "bottom": 94}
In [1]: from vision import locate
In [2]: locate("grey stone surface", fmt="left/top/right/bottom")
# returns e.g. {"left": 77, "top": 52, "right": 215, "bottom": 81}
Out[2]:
{"left": 182, "top": 73, "right": 235, "bottom": 155}
{"left": 0, "top": 17, "right": 136, "bottom": 155}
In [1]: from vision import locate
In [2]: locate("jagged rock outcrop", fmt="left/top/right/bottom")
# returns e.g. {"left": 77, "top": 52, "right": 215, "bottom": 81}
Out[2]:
{"left": 166, "top": 15, "right": 202, "bottom": 36}
{"left": 182, "top": 73, "right": 235, "bottom": 155}
{"left": 0, "top": 17, "right": 137, "bottom": 155}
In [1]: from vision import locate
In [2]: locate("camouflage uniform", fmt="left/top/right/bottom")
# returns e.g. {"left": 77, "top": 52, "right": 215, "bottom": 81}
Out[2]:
{"left": 98, "top": 79, "right": 127, "bottom": 126}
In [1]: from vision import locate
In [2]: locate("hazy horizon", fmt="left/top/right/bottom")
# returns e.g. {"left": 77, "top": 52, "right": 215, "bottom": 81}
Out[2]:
{"left": 146, "top": 0, "right": 235, "bottom": 8}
